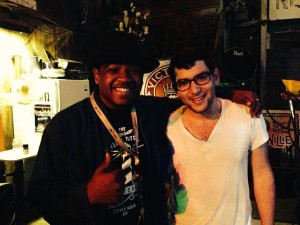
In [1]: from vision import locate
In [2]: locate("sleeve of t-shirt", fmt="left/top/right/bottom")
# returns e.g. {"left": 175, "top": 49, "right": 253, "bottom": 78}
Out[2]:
{"left": 250, "top": 114, "right": 269, "bottom": 151}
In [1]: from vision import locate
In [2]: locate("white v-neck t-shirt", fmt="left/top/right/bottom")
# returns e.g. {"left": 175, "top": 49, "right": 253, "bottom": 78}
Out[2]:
{"left": 167, "top": 98, "right": 269, "bottom": 225}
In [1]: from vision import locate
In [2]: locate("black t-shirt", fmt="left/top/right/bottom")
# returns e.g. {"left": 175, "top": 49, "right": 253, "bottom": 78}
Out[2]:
{"left": 106, "top": 108, "right": 145, "bottom": 225}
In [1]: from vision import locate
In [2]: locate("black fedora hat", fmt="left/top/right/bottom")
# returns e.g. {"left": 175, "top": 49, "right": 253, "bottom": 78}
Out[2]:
{"left": 87, "top": 30, "right": 159, "bottom": 73}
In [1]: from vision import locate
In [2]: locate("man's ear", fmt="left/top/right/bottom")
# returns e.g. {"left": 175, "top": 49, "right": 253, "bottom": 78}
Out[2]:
{"left": 213, "top": 68, "right": 220, "bottom": 85}
{"left": 93, "top": 68, "right": 100, "bottom": 84}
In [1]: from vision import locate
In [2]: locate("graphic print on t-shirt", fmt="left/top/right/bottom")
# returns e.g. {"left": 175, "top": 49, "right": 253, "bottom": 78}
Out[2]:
{"left": 106, "top": 124, "right": 144, "bottom": 224}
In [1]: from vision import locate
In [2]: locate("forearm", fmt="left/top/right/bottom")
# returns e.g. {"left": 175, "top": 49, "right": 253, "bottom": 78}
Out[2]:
{"left": 253, "top": 167, "right": 275, "bottom": 225}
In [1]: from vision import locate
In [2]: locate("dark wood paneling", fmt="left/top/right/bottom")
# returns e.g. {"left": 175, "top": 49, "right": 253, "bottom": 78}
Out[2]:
{"left": 265, "top": 31, "right": 300, "bottom": 109}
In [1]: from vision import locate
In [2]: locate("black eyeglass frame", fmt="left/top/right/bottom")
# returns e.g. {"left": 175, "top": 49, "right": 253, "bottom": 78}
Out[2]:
{"left": 176, "top": 72, "right": 212, "bottom": 91}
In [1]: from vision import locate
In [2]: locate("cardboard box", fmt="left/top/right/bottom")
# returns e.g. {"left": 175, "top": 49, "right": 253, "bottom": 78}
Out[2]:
{"left": 263, "top": 110, "right": 299, "bottom": 151}
{"left": 263, "top": 110, "right": 299, "bottom": 166}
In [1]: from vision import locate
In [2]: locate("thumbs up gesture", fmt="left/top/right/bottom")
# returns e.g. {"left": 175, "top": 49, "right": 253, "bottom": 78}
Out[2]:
{"left": 87, "top": 152, "right": 125, "bottom": 204}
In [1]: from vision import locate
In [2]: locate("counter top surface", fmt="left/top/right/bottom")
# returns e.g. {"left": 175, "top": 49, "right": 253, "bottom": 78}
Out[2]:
{"left": 0, "top": 133, "right": 41, "bottom": 161}
{"left": 0, "top": 146, "right": 38, "bottom": 161}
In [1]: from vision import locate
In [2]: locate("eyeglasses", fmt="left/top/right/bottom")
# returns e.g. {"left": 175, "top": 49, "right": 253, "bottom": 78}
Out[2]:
{"left": 176, "top": 72, "right": 211, "bottom": 91}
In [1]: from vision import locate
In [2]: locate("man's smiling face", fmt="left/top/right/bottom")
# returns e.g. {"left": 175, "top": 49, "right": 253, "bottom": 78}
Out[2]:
{"left": 93, "top": 64, "right": 144, "bottom": 109}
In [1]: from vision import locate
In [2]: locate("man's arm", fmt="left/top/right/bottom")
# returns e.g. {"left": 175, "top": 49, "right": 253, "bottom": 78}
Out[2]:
{"left": 26, "top": 110, "right": 103, "bottom": 224}
{"left": 251, "top": 142, "right": 275, "bottom": 225}
{"left": 216, "top": 87, "right": 262, "bottom": 117}
{"left": 26, "top": 126, "right": 94, "bottom": 224}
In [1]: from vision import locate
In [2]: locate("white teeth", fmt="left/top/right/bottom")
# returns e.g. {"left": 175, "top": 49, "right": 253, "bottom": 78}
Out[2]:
{"left": 193, "top": 99, "right": 201, "bottom": 102}
{"left": 115, "top": 88, "right": 130, "bottom": 92}
{"left": 191, "top": 96, "right": 204, "bottom": 101}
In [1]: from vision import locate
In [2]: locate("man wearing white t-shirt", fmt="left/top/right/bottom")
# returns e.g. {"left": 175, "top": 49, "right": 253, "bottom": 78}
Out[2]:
{"left": 166, "top": 47, "right": 275, "bottom": 225}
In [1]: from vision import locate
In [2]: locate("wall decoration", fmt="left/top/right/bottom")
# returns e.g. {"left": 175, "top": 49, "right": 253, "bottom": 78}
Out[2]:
{"left": 269, "top": 0, "right": 300, "bottom": 20}
{"left": 115, "top": 1, "right": 150, "bottom": 41}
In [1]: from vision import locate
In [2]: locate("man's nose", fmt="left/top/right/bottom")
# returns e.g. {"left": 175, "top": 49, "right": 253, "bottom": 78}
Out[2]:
{"left": 190, "top": 80, "right": 202, "bottom": 93}
{"left": 119, "top": 69, "right": 132, "bottom": 80}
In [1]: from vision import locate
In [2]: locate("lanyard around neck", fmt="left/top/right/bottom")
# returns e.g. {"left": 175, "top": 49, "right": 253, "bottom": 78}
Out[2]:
{"left": 90, "top": 93, "right": 140, "bottom": 165}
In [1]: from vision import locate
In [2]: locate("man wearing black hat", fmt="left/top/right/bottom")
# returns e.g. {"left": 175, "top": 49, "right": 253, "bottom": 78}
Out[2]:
{"left": 27, "top": 30, "right": 261, "bottom": 225}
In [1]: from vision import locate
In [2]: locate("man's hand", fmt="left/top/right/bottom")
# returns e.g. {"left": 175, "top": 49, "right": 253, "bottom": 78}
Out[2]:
{"left": 230, "top": 89, "right": 262, "bottom": 117}
{"left": 87, "top": 152, "right": 125, "bottom": 205}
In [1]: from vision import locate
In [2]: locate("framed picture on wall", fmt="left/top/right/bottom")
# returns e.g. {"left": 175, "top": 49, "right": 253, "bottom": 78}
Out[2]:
{"left": 10, "top": 0, "right": 37, "bottom": 10}
{"left": 269, "top": 0, "right": 300, "bottom": 20}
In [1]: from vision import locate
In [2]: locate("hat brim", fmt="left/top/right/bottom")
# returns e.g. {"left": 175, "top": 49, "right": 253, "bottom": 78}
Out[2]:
{"left": 90, "top": 53, "right": 159, "bottom": 73}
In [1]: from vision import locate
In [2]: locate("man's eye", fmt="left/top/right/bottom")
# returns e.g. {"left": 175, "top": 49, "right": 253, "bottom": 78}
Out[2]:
{"left": 178, "top": 80, "right": 189, "bottom": 85}
{"left": 107, "top": 68, "right": 120, "bottom": 74}
{"left": 196, "top": 74, "right": 207, "bottom": 80}
{"left": 129, "top": 68, "right": 142, "bottom": 75}
{"left": 195, "top": 73, "right": 209, "bottom": 81}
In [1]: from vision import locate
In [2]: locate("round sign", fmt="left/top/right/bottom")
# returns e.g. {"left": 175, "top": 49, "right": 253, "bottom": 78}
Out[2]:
{"left": 143, "top": 64, "right": 177, "bottom": 99}
{"left": 224, "top": 47, "right": 257, "bottom": 81}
